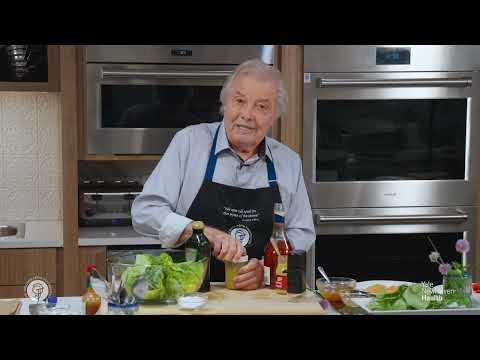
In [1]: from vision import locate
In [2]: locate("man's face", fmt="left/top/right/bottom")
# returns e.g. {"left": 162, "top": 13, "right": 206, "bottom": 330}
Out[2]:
{"left": 223, "top": 74, "right": 278, "bottom": 153}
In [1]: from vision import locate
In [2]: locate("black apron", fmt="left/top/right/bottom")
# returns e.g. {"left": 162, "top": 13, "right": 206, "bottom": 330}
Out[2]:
{"left": 185, "top": 125, "right": 282, "bottom": 281}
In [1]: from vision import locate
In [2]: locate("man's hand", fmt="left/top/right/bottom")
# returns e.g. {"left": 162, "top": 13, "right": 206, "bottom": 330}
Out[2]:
{"left": 233, "top": 258, "right": 264, "bottom": 290}
{"left": 204, "top": 226, "right": 246, "bottom": 262}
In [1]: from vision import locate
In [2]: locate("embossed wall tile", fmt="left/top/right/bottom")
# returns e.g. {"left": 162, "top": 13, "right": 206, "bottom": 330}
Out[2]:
{"left": 38, "top": 126, "right": 60, "bottom": 156}
{"left": 0, "top": 189, "right": 6, "bottom": 221}
{"left": 2, "top": 93, "right": 36, "bottom": 130}
{"left": 37, "top": 94, "right": 60, "bottom": 129}
{"left": 38, "top": 189, "right": 62, "bottom": 220}
{"left": 0, "top": 92, "right": 61, "bottom": 223}
{"left": 38, "top": 153, "right": 62, "bottom": 188}
{"left": 4, "top": 189, "right": 37, "bottom": 221}
{"left": 4, "top": 127, "right": 38, "bottom": 155}
{"left": 0, "top": 154, "right": 4, "bottom": 189}
{"left": 4, "top": 156, "right": 37, "bottom": 189}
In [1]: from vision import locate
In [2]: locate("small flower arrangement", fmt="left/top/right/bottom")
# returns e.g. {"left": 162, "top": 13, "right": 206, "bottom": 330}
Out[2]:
{"left": 428, "top": 236, "right": 470, "bottom": 276}
{"left": 428, "top": 236, "right": 472, "bottom": 308}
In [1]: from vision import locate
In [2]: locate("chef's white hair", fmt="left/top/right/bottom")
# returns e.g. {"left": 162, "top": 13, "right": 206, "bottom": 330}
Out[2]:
{"left": 219, "top": 59, "right": 287, "bottom": 117}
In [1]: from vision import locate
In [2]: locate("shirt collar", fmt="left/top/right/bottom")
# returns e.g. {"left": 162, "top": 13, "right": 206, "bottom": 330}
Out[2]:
{"left": 216, "top": 120, "right": 273, "bottom": 161}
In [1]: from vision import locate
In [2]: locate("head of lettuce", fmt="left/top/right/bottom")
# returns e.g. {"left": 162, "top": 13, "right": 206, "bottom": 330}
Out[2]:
{"left": 119, "top": 252, "right": 208, "bottom": 303}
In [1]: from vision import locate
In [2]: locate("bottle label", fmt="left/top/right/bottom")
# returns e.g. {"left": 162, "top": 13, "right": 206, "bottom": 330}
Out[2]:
{"left": 275, "top": 255, "right": 288, "bottom": 290}
{"left": 275, "top": 275, "right": 287, "bottom": 290}
{"left": 264, "top": 266, "right": 270, "bottom": 286}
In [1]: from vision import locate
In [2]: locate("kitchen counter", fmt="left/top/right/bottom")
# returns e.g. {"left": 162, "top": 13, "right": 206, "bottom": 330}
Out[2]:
{"left": 98, "top": 283, "right": 329, "bottom": 315}
{"left": 0, "top": 221, "right": 63, "bottom": 248}
{"left": 8, "top": 284, "right": 335, "bottom": 315}
{"left": 78, "top": 226, "right": 161, "bottom": 246}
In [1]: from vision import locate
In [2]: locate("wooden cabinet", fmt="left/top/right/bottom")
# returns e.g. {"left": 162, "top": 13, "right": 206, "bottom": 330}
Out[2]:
{"left": 0, "top": 248, "right": 57, "bottom": 298}
{"left": 78, "top": 246, "right": 107, "bottom": 294}
{"left": 276, "top": 45, "right": 304, "bottom": 156}
{"left": 0, "top": 45, "right": 60, "bottom": 92}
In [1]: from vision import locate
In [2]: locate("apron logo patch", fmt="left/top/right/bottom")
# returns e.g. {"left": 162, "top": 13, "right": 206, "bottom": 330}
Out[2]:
{"left": 229, "top": 225, "right": 253, "bottom": 247}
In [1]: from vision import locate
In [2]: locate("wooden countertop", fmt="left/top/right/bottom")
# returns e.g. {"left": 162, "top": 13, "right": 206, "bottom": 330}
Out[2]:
{"left": 98, "top": 283, "right": 327, "bottom": 315}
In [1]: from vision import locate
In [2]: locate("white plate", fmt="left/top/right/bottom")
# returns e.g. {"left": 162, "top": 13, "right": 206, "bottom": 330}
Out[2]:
{"left": 351, "top": 281, "right": 480, "bottom": 315}
{"left": 356, "top": 280, "right": 413, "bottom": 292}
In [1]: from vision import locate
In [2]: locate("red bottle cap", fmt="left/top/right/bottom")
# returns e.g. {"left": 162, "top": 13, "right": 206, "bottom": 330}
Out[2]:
{"left": 86, "top": 264, "right": 97, "bottom": 272}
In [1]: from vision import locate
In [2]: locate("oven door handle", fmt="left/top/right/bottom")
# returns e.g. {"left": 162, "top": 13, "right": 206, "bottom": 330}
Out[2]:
{"left": 101, "top": 69, "right": 233, "bottom": 79}
{"left": 315, "top": 211, "right": 468, "bottom": 224}
{"left": 317, "top": 78, "right": 472, "bottom": 88}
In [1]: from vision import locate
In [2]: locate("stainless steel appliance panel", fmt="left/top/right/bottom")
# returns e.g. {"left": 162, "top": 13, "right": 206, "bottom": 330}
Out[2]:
{"left": 303, "top": 71, "right": 479, "bottom": 209}
{"left": 312, "top": 206, "right": 477, "bottom": 282}
{"left": 86, "top": 45, "right": 275, "bottom": 155}
{"left": 304, "top": 45, "right": 480, "bottom": 73}
{"left": 87, "top": 63, "right": 232, "bottom": 155}
{"left": 86, "top": 45, "right": 274, "bottom": 65}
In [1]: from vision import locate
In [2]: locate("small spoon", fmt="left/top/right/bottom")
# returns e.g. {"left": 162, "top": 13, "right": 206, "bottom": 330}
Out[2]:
{"left": 317, "top": 266, "right": 331, "bottom": 283}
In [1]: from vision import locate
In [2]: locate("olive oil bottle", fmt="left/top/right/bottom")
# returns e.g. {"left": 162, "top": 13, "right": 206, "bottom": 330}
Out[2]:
{"left": 185, "top": 221, "right": 211, "bottom": 292}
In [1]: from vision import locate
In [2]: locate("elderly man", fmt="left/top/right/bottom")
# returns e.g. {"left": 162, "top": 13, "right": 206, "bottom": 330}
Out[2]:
{"left": 132, "top": 59, "right": 315, "bottom": 290}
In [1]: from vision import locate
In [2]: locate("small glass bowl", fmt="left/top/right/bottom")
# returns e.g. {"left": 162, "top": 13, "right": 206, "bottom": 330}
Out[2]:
{"left": 316, "top": 277, "right": 357, "bottom": 303}
{"left": 177, "top": 292, "right": 207, "bottom": 311}
{"left": 107, "top": 302, "right": 139, "bottom": 315}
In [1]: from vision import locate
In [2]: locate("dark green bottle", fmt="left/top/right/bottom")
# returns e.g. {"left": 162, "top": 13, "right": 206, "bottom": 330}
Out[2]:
{"left": 185, "top": 221, "right": 211, "bottom": 292}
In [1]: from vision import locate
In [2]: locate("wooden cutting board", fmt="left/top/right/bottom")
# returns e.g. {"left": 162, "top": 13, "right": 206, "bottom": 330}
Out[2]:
{"left": 133, "top": 283, "right": 326, "bottom": 315}
{"left": 0, "top": 300, "right": 21, "bottom": 315}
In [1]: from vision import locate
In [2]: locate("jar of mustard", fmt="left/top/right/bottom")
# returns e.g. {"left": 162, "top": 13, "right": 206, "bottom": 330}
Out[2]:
{"left": 225, "top": 255, "right": 249, "bottom": 290}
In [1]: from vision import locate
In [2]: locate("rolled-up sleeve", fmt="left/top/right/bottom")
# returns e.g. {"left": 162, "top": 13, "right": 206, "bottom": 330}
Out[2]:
{"left": 131, "top": 131, "right": 193, "bottom": 248}
{"left": 285, "top": 156, "right": 315, "bottom": 252}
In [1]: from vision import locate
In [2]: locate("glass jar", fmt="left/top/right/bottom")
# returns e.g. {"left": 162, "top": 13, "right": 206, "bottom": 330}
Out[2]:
{"left": 443, "top": 272, "right": 473, "bottom": 308}
{"left": 225, "top": 256, "right": 249, "bottom": 290}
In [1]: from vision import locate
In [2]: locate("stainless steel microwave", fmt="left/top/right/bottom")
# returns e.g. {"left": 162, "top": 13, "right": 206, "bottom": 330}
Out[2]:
{"left": 85, "top": 45, "right": 274, "bottom": 155}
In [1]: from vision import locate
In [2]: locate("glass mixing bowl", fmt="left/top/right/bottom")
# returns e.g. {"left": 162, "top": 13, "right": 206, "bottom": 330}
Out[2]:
{"left": 108, "top": 249, "right": 209, "bottom": 305}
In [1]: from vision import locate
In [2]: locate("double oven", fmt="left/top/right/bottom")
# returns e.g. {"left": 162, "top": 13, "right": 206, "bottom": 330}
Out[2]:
{"left": 304, "top": 46, "right": 480, "bottom": 286}
{"left": 85, "top": 45, "right": 274, "bottom": 155}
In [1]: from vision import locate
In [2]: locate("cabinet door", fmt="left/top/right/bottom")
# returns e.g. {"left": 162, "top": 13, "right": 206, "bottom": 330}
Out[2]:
{"left": 0, "top": 248, "right": 57, "bottom": 298}
{"left": 78, "top": 246, "right": 107, "bottom": 294}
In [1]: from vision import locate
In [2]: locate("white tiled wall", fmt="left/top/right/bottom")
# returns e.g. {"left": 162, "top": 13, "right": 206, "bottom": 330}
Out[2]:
{"left": 0, "top": 92, "right": 62, "bottom": 223}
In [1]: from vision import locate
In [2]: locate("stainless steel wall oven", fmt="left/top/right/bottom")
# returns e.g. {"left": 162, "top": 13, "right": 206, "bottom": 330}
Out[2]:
{"left": 85, "top": 45, "right": 274, "bottom": 155}
{"left": 304, "top": 46, "right": 480, "bottom": 285}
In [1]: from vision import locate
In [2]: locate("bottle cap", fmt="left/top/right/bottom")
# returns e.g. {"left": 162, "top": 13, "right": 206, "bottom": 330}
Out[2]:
{"left": 86, "top": 264, "right": 97, "bottom": 272}
{"left": 47, "top": 296, "right": 57, "bottom": 304}
{"left": 288, "top": 250, "right": 306, "bottom": 271}
{"left": 192, "top": 221, "right": 205, "bottom": 231}
{"left": 273, "top": 203, "right": 285, "bottom": 223}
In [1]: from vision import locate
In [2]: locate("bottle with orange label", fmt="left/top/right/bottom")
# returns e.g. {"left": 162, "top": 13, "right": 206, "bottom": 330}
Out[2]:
{"left": 267, "top": 203, "right": 293, "bottom": 294}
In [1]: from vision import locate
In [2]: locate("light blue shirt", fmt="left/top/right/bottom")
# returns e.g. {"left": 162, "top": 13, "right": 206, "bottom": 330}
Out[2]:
{"left": 131, "top": 120, "right": 315, "bottom": 251}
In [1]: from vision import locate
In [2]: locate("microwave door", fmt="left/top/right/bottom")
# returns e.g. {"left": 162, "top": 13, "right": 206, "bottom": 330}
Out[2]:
{"left": 87, "top": 64, "right": 232, "bottom": 155}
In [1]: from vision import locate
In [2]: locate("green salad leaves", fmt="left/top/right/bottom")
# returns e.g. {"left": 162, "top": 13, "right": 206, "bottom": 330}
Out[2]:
{"left": 367, "top": 283, "right": 446, "bottom": 311}
{"left": 120, "top": 252, "right": 206, "bottom": 302}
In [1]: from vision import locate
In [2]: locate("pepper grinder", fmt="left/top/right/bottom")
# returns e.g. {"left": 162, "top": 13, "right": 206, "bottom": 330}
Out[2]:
{"left": 287, "top": 250, "right": 306, "bottom": 301}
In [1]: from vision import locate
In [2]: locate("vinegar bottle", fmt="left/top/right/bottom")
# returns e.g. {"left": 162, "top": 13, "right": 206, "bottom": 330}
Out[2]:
{"left": 265, "top": 203, "right": 293, "bottom": 292}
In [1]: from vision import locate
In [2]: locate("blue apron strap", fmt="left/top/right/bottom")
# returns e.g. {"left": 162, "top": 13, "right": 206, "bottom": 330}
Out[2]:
{"left": 204, "top": 125, "right": 221, "bottom": 182}
{"left": 266, "top": 156, "right": 278, "bottom": 188}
